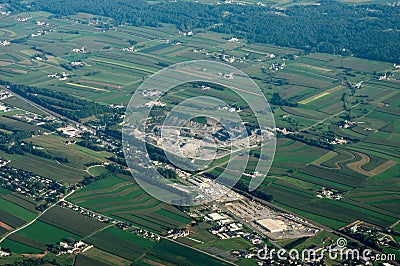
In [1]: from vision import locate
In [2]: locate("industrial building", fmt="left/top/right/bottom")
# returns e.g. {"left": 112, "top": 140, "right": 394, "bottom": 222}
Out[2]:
{"left": 256, "top": 218, "right": 286, "bottom": 233}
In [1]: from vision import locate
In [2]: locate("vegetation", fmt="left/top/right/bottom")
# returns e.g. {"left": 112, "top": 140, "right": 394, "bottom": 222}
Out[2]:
{"left": 24, "top": 0, "right": 400, "bottom": 63}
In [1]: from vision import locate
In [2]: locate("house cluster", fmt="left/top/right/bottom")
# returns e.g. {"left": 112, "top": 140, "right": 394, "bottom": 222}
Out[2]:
{"left": 166, "top": 228, "right": 190, "bottom": 240}
{"left": 144, "top": 101, "right": 166, "bottom": 108}
{"left": 141, "top": 89, "right": 162, "bottom": 97}
{"left": 178, "top": 30, "right": 193, "bottom": 36}
{"left": 378, "top": 72, "right": 394, "bottom": 80}
{"left": 32, "top": 54, "right": 47, "bottom": 61}
{"left": 134, "top": 229, "right": 161, "bottom": 241}
{"left": 0, "top": 249, "right": 10, "bottom": 257}
{"left": 59, "top": 201, "right": 161, "bottom": 242}
{"left": 47, "top": 72, "right": 70, "bottom": 81}
{"left": 205, "top": 212, "right": 246, "bottom": 239}
{"left": 217, "top": 106, "right": 242, "bottom": 113}
{"left": 0, "top": 40, "right": 10, "bottom": 46}
{"left": 0, "top": 103, "right": 12, "bottom": 112}
{"left": 70, "top": 61, "right": 89, "bottom": 67}
{"left": 59, "top": 201, "right": 129, "bottom": 228}
{"left": 0, "top": 10, "right": 11, "bottom": 16}
{"left": 328, "top": 137, "right": 348, "bottom": 145}
{"left": 0, "top": 90, "right": 12, "bottom": 100}
{"left": 346, "top": 223, "right": 399, "bottom": 250}
{"left": 13, "top": 112, "right": 54, "bottom": 126}
{"left": 269, "top": 62, "right": 285, "bottom": 71}
{"left": 0, "top": 159, "right": 10, "bottom": 167}
{"left": 275, "top": 127, "right": 293, "bottom": 135}
{"left": 338, "top": 119, "right": 357, "bottom": 129}
{"left": 36, "top": 21, "right": 49, "bottom": 26}
{"left": 71, "top": 47, "right": 85, "bottom": 53}
{"left": 192, "top": 48, "right": 210, "bottom": 56}
{"left": 16, "top": 16, "right": 31, "bottom": 22}
{"left": 215, "top": 54, "right": 245, "bottom": 64}
{"left": 56, "top": 240, "right": 93, "bottom": 255}
{"left": 31, "top": 30, "right": 47, "bottom": 38}
{"left": 0, "top": 166, "right": 66, "bottom": 202}
{"left": 122, "top": 46, "right": 137, "bottom": 52}
{"left": 316, "top": 187, "right": 343, "bottom": 200}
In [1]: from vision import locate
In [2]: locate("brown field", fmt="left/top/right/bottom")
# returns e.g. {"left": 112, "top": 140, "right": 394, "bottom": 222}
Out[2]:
{"left": 22, "top": 252, "right": 47, "bottom": 259}
{"left": 368, "top": 160, "right": 397, "bottom": 176}
{"left": 295, "top": 63, "right": 332, "bottom": 72}
{"left": 78, "top": 79, "right": 123, "bottom": 89}
{"left": 347, "top": 153, "right": 397, "bottom": 177}
{"left": 0, "top": 221, "right": 14, "bottom": 231}
{"left": 346, "top": 152, "right": 371, "bottom": 176}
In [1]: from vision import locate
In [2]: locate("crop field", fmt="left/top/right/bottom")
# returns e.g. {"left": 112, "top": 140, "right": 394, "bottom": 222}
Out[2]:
{"left": 68, "top": 176, "right": 192, "bottom": 234}
{"left": 0, "top": 239, "right": 43, "bottom": 254}
{"left": 38, "top": 206, "right": 107, "bottom": 237}
{"left": 85, "top": 229, "right": 154, "bottom": 261}
{"left": 16, "top": 220, "right": 81, "bottom": 245}
{"left": 147, "top": 239, "right": 231, "bottom": 266}
{"left": 2, "top": 193, "right": 39, "bottom": 213}
{"left": 24, "top": 134, "right": 112, "bottom": 170}
{"left": 75, "top": 254, "right": 111, "bottom": 266}
{"left": 0, "top": 8, "right": 399, "bottom": 264}
{"left": 0, "top": 197, "right": 37, "bottom": 222}
{"left": 10, "top": 155, "right": 86, "bottom": 184}
{"left": 82, "top": 247, "right": 132, "bottom": 266}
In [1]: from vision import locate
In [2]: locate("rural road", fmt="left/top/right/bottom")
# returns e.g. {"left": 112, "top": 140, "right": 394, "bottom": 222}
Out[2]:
{"left": 299, "top": 102, "right": 361, "bottom": 132}
{"left": 0, "top": 190, "right": 75, "bottom": 243}
{"left": 390, "top": 219, "right": 400, "bottom": 229}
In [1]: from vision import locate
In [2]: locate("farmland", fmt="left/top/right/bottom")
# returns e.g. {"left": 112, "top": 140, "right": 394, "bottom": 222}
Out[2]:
{"left": 68, "top": 175, "right": 192, "bottom": 234}
{"left": 0, "top": 2, "right": 398, "bottom": 266}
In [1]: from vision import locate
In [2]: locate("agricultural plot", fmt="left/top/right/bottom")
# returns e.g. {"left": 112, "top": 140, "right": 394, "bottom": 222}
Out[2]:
{"left": 85, "top": 229, "right": 153, "bottom": 261}
{"left": 24, "top": 134, "right": 112, "bottom": 170}
{"left": 1, "top": 8, "right": 400, "bottom": 263}
{"left": 10, "top": 155, "right": 86, "bottom": 184}
{"left": 68, "top": 176, "right": 192, "bottom": 234}
{"left": 0, "top": 197, "right": 37, "bottom": 221}
{"left": 75, "top": 254, "right": 111, "bottom": 266}
{"left": 2, "top": 193, "right": 39, "bottom": 213}
{"left": 0, "top": 239, "right": 43, "bottom": 254}
{"left": 82, "top": 247, "right": 132, "bottom": 266}
{"left": 16, "top": 220, "right": 81, "bottom": 245}
{"left": 147, "top": 239, "right": 232, "bottom": 266}
{"left": 38, "top": 206, "right": 107, "bottom": 237}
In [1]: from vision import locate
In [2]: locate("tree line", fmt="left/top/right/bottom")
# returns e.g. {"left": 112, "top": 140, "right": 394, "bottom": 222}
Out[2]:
{"left": 14, "top": 0, "right": 400, "bottom": 63}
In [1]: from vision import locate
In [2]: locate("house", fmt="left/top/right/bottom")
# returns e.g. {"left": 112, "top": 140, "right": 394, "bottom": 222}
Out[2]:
{"left": 0, "top": 250, "right": 10, "bottom": 257}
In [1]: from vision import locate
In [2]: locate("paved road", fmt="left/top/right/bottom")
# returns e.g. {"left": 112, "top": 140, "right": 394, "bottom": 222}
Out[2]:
{"left": 389, "top": 219, "right": 400, "bottom": 229}
{"left": 1, "top": 86, "right": 78, "bottom": 125}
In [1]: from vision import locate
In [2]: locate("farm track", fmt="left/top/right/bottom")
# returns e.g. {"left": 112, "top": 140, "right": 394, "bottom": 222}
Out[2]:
{"left": 0, "top": 190, "right": 75, "bottom": 243}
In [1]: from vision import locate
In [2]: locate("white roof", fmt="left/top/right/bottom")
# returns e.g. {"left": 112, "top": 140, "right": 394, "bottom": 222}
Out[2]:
{"left": 257, "top": 218, "right": 286, "bottom": 232}
{"left": 208, "top": 212, "right": 226, "bottom": 221}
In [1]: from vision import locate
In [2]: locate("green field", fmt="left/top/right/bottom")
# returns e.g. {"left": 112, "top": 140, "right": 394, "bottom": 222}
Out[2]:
{"left": 0, "top": 6, "right": 399, "bottom": 265}
{"left": 0, "top": 198, "right": 37, "bottom": 221}
{"left": 68, "top": 176, "right": 192, "bottom": 234}
{"left": 16, "top": 220, "right": 81, "bottom": 245}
